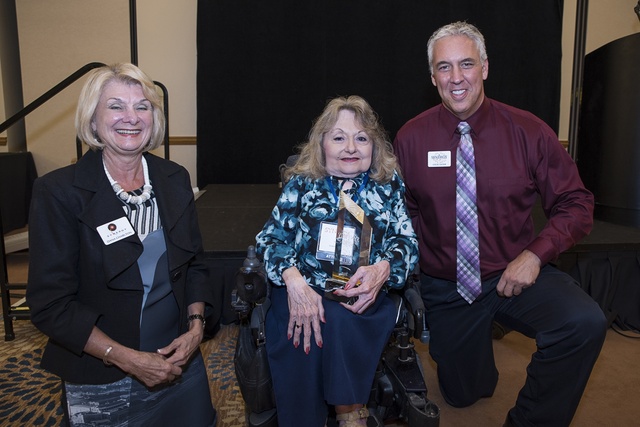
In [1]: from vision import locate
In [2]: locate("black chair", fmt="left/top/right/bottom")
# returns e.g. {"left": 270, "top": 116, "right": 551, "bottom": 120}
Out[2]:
{"left": 1, "top": 213, "right": 29, "bottom": 341}
{"left": 231, "top": 247, "right": 440, "bottom": 427}
{"left": 278, "top": 154, "right": 298, "bottom": 188}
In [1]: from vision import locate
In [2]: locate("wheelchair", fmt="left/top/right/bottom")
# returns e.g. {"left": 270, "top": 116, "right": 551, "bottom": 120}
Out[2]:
{"left": 231, "top": 246, "right": 440, "bottom": 427}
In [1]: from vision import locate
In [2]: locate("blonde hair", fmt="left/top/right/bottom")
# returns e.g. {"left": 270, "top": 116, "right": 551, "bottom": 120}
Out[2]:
{"left": 75, "top": 63, "right": 165, "bottom": 151}
{"left": 286, "top": 95, "right": 398, "bottom": 183}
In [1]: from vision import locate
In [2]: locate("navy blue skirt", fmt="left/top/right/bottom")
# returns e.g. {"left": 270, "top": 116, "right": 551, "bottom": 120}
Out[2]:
{"left": 266, "top": 285, "right": 396, "bottom": 427}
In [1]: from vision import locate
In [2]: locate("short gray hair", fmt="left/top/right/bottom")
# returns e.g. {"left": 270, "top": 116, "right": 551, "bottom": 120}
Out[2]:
{"left": 427, "top": 21, "right": 488, "bottom": 75}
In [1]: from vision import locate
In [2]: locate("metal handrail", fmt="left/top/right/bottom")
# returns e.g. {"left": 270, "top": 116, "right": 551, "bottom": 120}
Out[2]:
{"left": 1, "top": 61, "right": 170, "bottom": 160}
{"left": 154, "top": 80, "right": 170, "bottom": 160}
{"left": 0, "top": 62, "right": 105, "bottom": 134}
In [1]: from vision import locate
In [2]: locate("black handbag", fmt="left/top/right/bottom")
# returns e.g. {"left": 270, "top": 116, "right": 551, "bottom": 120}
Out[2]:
{"left": 234, "top": 299, "right": 276, "bottom": 414}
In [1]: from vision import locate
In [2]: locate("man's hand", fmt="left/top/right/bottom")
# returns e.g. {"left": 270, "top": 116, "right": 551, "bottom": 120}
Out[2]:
{"left": 496, "top": 250, "right": 541, "bottom": 297}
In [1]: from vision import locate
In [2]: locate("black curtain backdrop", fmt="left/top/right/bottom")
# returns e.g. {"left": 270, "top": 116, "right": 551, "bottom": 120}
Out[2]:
{"left": 197, "top": 0, "right": 564, "bottom": 185}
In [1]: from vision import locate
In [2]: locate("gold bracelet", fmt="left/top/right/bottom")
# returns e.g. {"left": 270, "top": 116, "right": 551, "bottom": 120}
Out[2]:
{"left": 103, "top": 346, "right": 113, "bottom": 366}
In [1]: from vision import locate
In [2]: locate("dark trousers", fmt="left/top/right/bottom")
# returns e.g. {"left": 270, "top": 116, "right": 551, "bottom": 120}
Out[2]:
{"left": 421, "top": 265, "right": 607, "bottom": 427}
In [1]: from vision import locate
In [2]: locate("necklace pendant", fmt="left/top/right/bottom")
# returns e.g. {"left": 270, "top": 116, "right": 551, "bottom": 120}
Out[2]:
{"left": 103, "top": 157, "right": 153, "bottom": 206}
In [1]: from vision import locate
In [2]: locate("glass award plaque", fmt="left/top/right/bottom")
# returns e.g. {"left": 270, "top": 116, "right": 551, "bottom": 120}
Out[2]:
{"left": 324, "top": 190, "right": 372, "bottom": 291}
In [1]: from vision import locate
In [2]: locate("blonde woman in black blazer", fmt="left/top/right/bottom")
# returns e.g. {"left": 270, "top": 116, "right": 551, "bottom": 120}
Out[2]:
{"left": 27, "top": 63, "right": 217, "bottom": 426}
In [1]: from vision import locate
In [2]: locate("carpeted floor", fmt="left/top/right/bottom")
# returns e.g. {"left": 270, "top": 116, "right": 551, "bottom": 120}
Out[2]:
{"left": 3, "top": 249, "right": 640, "bottom": 426}
{"left": 0, "top": 320, "right": 247, "bottom": 427}
{"left": 3, "top": 315, "right": 640, "bottom": 426}
{"left": 202, "top": 325, "right": 247, "bottom": 426}
{"left": 0, "top": 321, "right": 62, "bottom": 426}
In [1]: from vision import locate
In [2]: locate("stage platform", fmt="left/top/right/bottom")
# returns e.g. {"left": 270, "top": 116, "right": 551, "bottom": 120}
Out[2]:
{"left": 196, "top": 184, "right": 282, "bottom": 325}
{"left": 196, "top": 184, "right": 640, "bottom": 329}
{"left": 197, "top": 184, "right": 281, "bottom": 258}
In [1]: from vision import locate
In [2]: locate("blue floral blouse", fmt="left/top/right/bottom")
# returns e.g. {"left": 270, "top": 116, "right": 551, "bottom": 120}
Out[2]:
{"left": 256, "top": 171, "right": 419, "bottom": 290}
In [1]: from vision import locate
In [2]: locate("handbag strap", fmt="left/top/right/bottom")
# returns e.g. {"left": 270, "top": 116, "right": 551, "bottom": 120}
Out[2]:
{"left": 250, "top": 297, "right": 271, "bottom": 346}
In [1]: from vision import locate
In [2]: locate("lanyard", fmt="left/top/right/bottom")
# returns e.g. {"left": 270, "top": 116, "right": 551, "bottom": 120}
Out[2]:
{"left": 326, "top": 173, "right": 369, "bottom": 205}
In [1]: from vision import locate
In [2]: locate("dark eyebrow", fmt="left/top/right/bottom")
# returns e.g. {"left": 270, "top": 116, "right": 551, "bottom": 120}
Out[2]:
{"left": 435, "top": 58, "right": 476, "bottom": 69}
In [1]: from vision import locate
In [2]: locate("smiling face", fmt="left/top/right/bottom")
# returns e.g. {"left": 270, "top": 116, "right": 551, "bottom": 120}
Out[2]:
{"left": 91, "top": 80, "right": 153, "bottom": 157}
{"left": 431, "top": 34, "right": 488, "bottom": 120}
{"left": 322, "top": 109, "right": 373, "bottom": 178}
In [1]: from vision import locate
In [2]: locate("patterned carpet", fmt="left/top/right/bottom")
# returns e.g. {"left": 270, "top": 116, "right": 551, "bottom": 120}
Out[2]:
{"left": 0, "top": 320, "right": 247, "bottom": 427}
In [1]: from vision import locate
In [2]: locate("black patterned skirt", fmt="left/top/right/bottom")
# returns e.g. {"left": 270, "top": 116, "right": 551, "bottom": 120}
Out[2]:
{"left": 63, "top": 350, "right": 216, "bottom": 427}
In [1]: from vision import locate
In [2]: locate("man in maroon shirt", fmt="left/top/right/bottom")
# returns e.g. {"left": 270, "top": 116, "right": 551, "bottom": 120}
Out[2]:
{"left": 394, "top": 21, "right": 607, "bottom": 427}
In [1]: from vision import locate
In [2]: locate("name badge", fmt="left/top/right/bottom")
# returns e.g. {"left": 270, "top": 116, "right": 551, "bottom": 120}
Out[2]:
{"left": 97, "top": 217, "right": 135, "bottom": 245}
{"left": 316, "top": 221, "right": 356, "bottom": 261}
{"left": 427, "top": 151, "right": 451, "bottom": 167}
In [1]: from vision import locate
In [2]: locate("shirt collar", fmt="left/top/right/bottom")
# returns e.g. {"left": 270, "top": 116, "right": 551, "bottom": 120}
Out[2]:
{"left": 438, "top": 96, "right": 492, "bottom": 138}
{"left": 328, "top": 171, "right": 369, "bottom": 186}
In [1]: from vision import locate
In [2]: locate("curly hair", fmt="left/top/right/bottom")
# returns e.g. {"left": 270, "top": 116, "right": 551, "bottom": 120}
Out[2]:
{"left": 75, "top": 63, "right": 165, "bottom": 151}
{"left": 285, "top": 95, "right": 398, "bottom": 183}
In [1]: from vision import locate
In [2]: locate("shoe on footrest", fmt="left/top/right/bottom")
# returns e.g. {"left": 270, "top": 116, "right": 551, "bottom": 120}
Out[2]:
{"left": 336, "top": 407, "right": 369, "bottom": 427}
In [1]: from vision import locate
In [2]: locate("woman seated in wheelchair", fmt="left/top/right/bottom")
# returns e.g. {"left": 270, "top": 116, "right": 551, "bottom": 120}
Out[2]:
{"left": 256, "top": 95, "right": 419, "bottom": 427}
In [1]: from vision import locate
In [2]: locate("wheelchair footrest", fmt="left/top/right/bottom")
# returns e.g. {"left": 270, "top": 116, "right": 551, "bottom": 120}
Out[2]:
{"left": 382, "top": 345, "right": 428, "bottom": 393}
{"left": 408, "top": 397, "right": 440, "bottom": 427}
{"left": 248, "top": 409, "right": 278, "bottom": 427}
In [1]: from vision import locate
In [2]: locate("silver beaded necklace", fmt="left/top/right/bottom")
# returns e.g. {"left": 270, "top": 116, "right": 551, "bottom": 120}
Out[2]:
{"left": 103, "top": 156, "right": 153, "bottom": 205}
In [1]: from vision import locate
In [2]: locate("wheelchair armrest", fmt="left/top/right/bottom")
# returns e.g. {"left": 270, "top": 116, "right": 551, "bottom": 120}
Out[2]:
{"left": 403, "top": 287, "right": 429, "bottom": 342}
{"left": 402, "top": 286, "right": 423, "bottom": 315}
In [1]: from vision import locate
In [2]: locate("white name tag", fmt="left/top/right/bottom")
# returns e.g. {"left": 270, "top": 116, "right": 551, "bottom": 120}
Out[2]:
{"left": 97, "top": 217, "right": 135, "bottom": 245}
{"left": 427, "top": 151, "right": 451, "bottom": 167}
{"left": 316, "top": 221, "right": 356, "bottom": 261}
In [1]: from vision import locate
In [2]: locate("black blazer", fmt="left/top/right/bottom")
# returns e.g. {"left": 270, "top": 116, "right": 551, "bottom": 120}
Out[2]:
{"left": 27, "top": 149, "right": 214, "bottom": 384}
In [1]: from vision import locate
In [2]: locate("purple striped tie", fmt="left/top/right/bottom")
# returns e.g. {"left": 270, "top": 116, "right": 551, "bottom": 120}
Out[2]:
{"left": 456, "top": 121, "right": 481, "bottom": 303}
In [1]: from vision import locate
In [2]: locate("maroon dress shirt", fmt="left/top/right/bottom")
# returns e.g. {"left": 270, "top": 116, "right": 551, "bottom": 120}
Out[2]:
{"left": 394, "top": 97, "right": 594, "bottom": 282}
